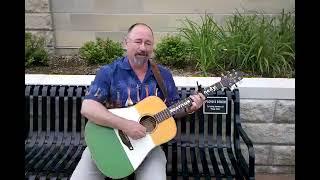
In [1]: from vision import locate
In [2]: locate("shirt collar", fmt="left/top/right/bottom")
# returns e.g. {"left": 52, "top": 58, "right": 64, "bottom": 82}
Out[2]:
{"left": 119, "top": 56, "right": 132, "bottom": 70}
{"left": 120, "top": 56, "right": 153, "bottom": 82}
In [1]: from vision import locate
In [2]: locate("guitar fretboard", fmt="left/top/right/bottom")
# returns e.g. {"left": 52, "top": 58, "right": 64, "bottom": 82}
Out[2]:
{"left": 153, "top": 81, "right": 225, "bottom": 123}
{"left": 151, "top": 70, "right": 242, "bottom": 123}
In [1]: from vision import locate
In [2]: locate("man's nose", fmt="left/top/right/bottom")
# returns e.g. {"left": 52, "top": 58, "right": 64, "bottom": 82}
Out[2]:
{"left": 139, "top": 43, "right": 146, "bottom": 51}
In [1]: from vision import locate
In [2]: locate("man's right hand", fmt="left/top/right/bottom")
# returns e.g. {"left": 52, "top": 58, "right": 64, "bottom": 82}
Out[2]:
{"left": 122, "top": 120, "right": 147, "bottom": 140}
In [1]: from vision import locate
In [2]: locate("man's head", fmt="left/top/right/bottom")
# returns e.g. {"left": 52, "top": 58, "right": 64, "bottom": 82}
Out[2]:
{"left": 124, "top": 23, "right": 154, "bottom": 67}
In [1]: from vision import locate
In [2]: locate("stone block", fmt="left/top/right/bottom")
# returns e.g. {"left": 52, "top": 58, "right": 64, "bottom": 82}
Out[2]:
{"left": 271, "top": 146, "right": 295, "bottom": 165}
{"left": 25, "top": 0, "right": 50, "bottom": 13}
{"left": 25, "top": 13, "right": 52, "bottom": 30}
{"left": 242, "top": 123, "right": 295, "bottom": 144}
{"left": 274, "top": 100, "right": 295, "bottom": 123}
{"left": 240, "top": 100, "right": 275, "bottom": 122}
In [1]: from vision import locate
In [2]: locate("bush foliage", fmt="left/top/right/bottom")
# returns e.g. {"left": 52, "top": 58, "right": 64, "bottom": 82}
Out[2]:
{"left": 25, "top": 32, "right": 49, "bottom": 67}
{"left": 154, "top": 35, "right": 195, "bottom": 69}
{"left": 79, "top": 38, "right": 124, "bottom": 65}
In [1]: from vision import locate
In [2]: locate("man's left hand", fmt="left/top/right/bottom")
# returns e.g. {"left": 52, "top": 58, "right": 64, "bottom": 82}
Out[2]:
{"left": 186, "top": 93, "right": 206, "bottom": 114}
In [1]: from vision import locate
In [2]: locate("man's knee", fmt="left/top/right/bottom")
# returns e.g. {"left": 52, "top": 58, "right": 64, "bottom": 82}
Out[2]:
{"left": 135, "top": 147, "right": 167, "bottom": 180}
{"left": 70, "top": 147, "right": 105, "bottom": 180}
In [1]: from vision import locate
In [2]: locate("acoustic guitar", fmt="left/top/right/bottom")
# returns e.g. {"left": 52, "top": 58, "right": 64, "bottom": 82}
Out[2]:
{"left": 84, "top": 70, "right": 244, "bottom": 179}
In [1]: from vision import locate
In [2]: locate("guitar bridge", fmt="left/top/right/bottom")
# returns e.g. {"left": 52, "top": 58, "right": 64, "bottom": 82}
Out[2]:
{"left": 118, "top": 130, "right": 134, "bottom": 150}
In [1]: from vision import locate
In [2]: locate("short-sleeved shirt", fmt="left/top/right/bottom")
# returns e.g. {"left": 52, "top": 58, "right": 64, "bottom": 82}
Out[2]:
{"left": 85, "top": 56, "right": 180, "bottom": 108}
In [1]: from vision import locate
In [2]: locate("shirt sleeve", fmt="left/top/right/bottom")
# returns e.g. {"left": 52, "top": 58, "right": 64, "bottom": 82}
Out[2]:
{"left": 84, "top": 66, "right": 112, "bottom": 103}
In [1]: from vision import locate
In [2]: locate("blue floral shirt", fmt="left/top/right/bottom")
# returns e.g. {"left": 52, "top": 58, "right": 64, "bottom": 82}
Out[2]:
{"left": 85, "top": 56, "right": 180, "bottom": 108}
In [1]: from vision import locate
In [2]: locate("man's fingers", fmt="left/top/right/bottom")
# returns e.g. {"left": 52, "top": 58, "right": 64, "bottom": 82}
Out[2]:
{"left": 199, "top": 93, "right": 205, "bottom": 100}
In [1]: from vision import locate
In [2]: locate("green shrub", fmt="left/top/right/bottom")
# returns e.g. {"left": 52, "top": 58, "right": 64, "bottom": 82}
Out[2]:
{"left": 25, "top": 32, "right": 49, "bottom": 67}
{"left": 173, "top": 9, "right": 295, "bottom": 77}
{"left": 178, "top": 14, "right": 226, "bottom": 76}
{"left": 154, "top": 35, "right": 194, "bottom": 68}
{"left": 79, "top": 38, "right": 124, "bottom": 65}
{"left": 221, "top": 10, "right": 295, "bottom": 77}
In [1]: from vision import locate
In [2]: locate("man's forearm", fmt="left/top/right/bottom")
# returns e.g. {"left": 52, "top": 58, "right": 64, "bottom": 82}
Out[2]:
{"left": 80, "top": 99, "right": 128, "bottom": 130}
{"left": 173, "top": 108, "right": 193, "bottom": 119}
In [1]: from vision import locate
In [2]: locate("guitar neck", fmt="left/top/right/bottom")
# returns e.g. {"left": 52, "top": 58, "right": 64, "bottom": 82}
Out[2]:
{"left": 153, "top": 81, "right": 225, "bottom": 123}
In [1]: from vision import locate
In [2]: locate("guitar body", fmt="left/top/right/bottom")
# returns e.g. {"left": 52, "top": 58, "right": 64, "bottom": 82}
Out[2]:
{"left": 84, "top": 96, "right": 177, "bottom": 179}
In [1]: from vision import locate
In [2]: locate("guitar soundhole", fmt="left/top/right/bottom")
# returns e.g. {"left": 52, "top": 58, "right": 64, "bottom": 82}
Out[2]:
{"left": 139, "top": 115, "right": 157, "bottom": 133}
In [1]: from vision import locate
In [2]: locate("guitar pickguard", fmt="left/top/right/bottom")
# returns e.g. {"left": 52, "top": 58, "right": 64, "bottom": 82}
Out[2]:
{"left": 118, "top": 130, "right": 134, "bottom": 150}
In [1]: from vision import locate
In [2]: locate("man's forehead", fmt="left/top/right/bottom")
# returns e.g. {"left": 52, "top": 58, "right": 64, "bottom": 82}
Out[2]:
{"left": 128, "top": 25, "right": 153, "bottom": 38}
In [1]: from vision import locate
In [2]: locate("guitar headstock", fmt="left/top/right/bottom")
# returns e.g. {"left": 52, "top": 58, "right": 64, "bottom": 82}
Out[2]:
{"left": 220, "top": 69, "right": 244, "bottom": 89}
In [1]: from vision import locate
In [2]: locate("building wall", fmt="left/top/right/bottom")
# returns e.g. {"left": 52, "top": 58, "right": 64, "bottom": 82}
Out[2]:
{"left": 25, "top": 0, "right": 295, "bottom": 55}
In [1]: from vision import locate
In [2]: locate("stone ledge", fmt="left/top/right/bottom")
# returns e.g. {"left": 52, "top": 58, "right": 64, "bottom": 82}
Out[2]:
{"left": 242, "top": 123, "right": 295, "bottom": 144}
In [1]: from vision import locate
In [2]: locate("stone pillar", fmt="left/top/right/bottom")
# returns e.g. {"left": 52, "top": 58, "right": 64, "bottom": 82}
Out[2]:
{"left": 25, "top": 0, "right": 55, "bottom": 53}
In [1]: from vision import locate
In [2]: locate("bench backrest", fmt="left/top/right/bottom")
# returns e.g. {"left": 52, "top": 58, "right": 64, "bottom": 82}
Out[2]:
{"left": 25, "top": 85, "right": 240, "bottom": 147}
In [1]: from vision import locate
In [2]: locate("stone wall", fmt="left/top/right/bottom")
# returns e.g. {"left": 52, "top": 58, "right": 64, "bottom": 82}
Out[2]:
{"left": 25, "top": 0, "right": 54, "bottom": 53}
{"left": 240, "top": 99, "right": 295, "bottom": 174}
{"left": 25, "top": 0, "right": 295, "bottom": 55}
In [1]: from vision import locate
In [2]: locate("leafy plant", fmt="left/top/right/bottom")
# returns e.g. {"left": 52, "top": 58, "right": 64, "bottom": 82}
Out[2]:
{"left": 25, "top": 32, "right": 49, "bottom": 67}
{"left": 221, "top": 10, "right": 295, "bottom": 77}
{"left": 178, "top": 13, "right": 226, "bottom": 76}
{"left": 154, "top": 35, "right": 194, "bottom": 68}
{"left": 79, "top": 38, "right": 124, "bottom": 65}
{"left": 172, "top": 9, "right": 295, "bottom": 77}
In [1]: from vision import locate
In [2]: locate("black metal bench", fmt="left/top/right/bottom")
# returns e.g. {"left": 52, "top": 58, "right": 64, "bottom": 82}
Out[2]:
{"left": 25, "top": 84, "right": 255, "bottom": 180}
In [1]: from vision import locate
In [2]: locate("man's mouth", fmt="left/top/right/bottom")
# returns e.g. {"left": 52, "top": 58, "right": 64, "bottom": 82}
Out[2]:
{"left": 136, "top": 52, "right": 147, "bottom": 57}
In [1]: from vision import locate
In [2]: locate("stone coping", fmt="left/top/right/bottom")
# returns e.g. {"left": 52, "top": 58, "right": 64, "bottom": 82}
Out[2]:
{"left": 25, "top": 74, "right": 295, "bottom": 100}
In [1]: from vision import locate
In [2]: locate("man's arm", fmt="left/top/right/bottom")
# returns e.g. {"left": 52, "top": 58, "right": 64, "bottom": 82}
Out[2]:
{"left": 81, "top": 99, "right": 146, "bottom": 140}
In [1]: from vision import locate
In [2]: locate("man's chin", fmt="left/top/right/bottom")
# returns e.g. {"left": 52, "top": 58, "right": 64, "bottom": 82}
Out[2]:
{"left": 132, "top": 56, "right": 148, "bottom": 66}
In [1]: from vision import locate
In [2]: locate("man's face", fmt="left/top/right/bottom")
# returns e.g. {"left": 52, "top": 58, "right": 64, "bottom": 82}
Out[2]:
{"left": 125, "top": 25, "right": 154, "bottom": 66}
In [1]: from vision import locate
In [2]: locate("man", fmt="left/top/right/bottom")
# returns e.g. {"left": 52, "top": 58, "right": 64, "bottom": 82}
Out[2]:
{"left": 70, "top": 23, "right": 205, "bottom": 180}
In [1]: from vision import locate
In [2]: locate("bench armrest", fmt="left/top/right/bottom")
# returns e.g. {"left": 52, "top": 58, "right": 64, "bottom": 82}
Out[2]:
{"left": 232, "top": 88, "right": 255, "bottom": 179}
{"left": 233, "top": 123, "right": 255, "bottom": 180}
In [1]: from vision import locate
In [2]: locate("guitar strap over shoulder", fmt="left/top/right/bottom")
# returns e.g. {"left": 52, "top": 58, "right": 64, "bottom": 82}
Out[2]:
{"left": 149, "top": 59, "right": 168, "bottom": 102}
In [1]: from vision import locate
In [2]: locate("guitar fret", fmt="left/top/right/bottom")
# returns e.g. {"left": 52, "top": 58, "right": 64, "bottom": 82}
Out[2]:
{"left": 154, "top": 113, "right": 160, "bottom": 123}
{"left": 164, "top": 109, "right": 171, "bottom": 119}
{"left": 154, "top": 109, "right": 171, "bottom": 123}
{"left": 160, "top": 111, "right": 165, "bottom": 121}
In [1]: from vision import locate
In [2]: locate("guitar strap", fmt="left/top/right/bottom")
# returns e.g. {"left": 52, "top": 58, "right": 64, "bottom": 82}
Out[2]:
{"left": 149, "top": 59, "right": 168, "bottom": 102}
